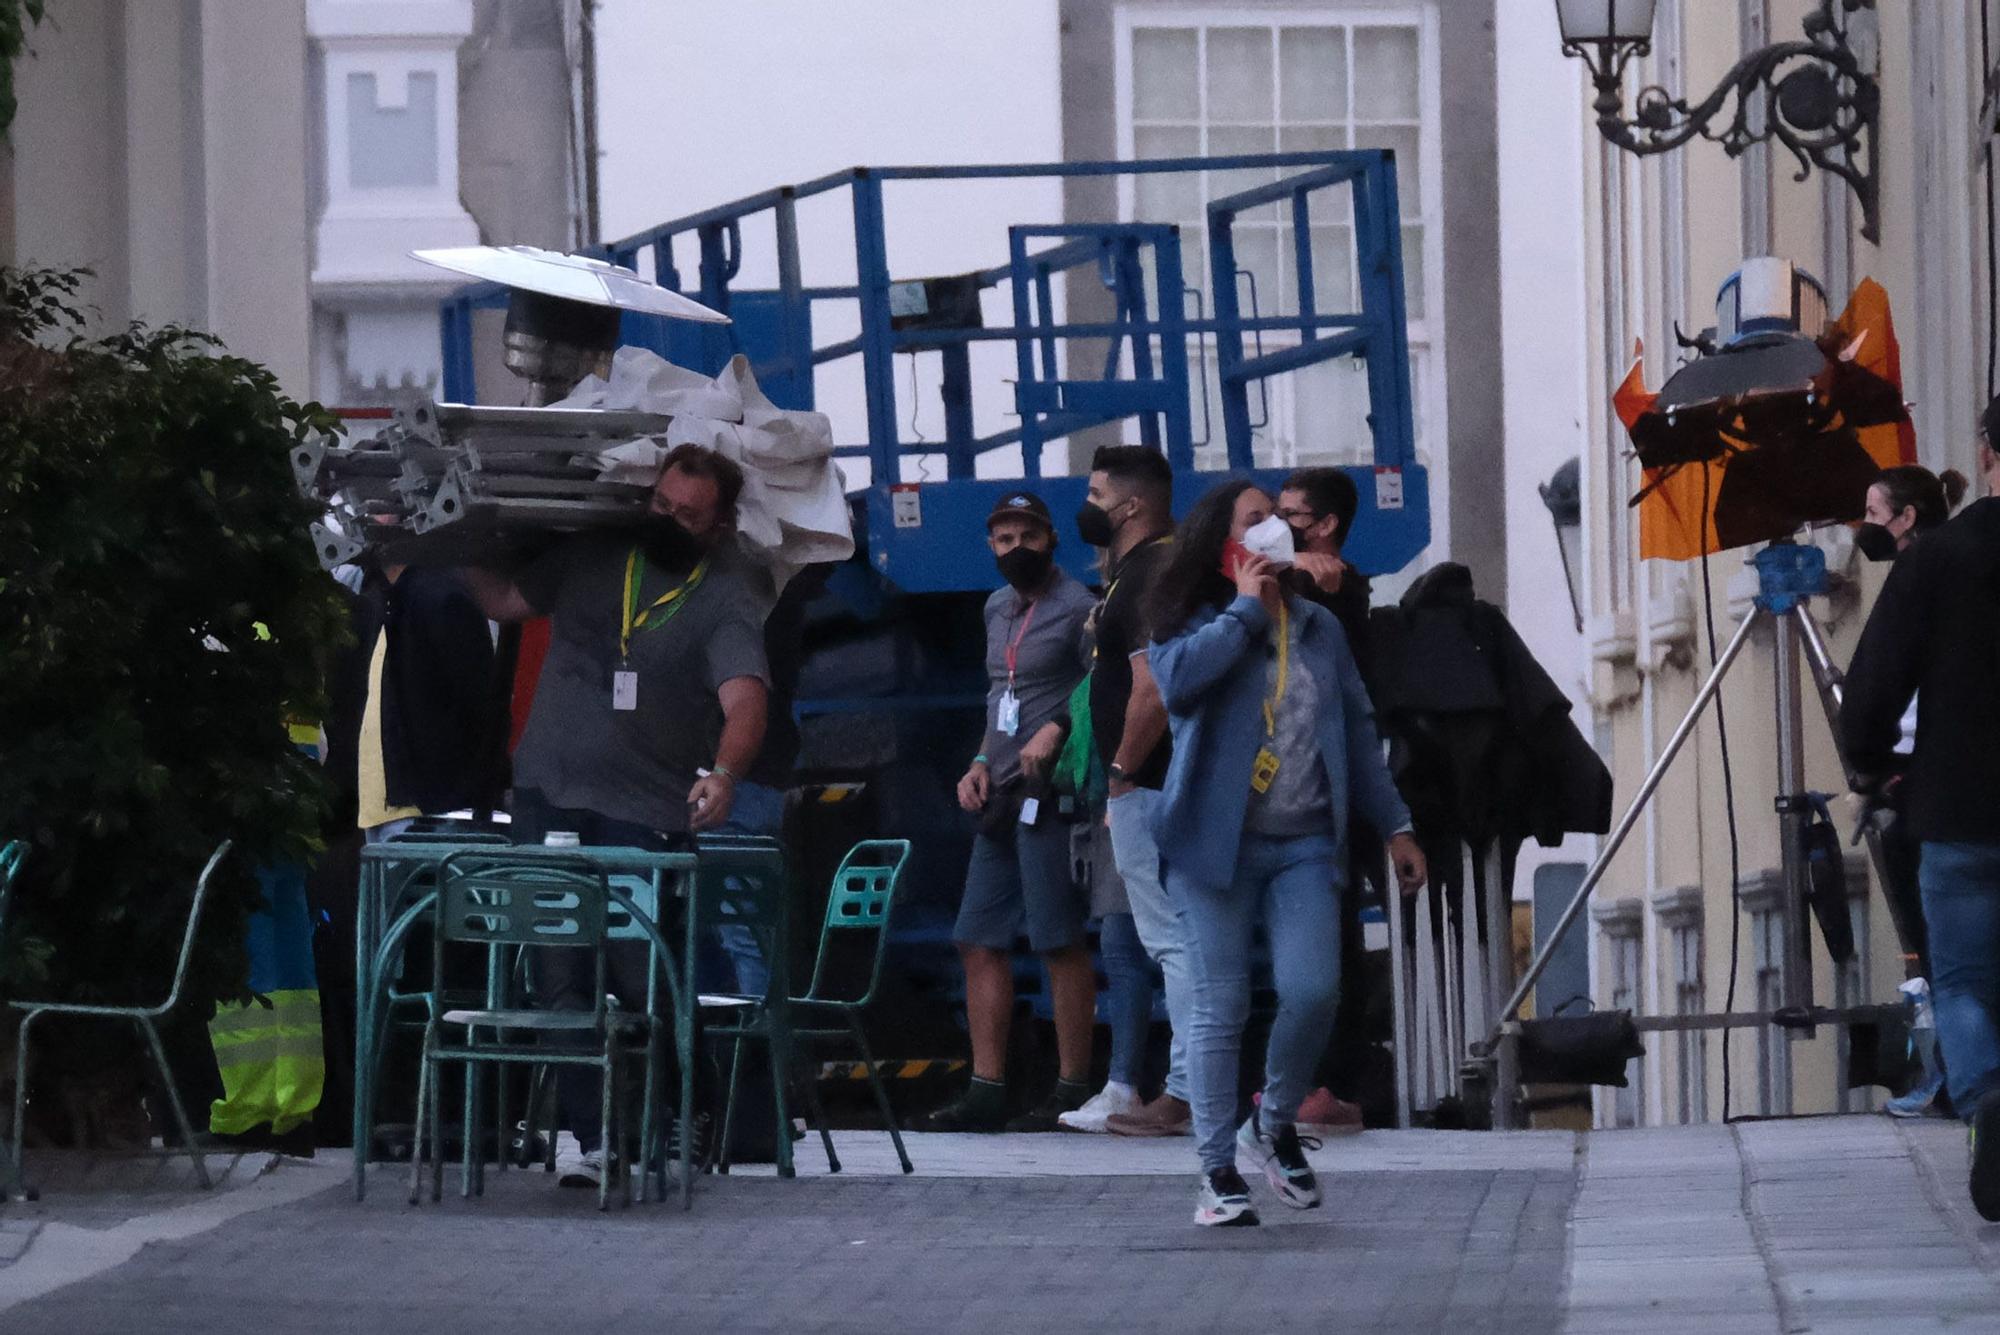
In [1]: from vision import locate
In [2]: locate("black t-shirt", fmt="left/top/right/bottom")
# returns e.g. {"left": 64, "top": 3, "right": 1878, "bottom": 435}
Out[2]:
{"left": 1090, "top": 536, "right": 1174, "bottom": 790}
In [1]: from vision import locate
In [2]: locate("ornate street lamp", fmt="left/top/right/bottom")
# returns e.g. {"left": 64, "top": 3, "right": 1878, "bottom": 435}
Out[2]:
{"left": 1555, "top": 0, "right": 1881, "bottom": 243}
{"left": 1541, "top": 457, "right": 1585, "bottom": 634}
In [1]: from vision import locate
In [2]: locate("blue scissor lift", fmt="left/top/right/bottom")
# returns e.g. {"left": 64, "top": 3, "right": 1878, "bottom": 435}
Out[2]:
{"left": 440, "top": 152, "right": 1428, "bottom": 1063}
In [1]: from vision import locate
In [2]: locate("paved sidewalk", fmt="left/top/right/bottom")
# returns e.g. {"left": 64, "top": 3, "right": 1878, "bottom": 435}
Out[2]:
{"left": 0, "top": 1117, "right": 1992, "bottom": 1333}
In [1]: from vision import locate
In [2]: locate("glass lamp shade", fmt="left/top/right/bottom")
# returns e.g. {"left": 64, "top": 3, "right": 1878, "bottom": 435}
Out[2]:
{"left": 1555, "top": 0, "right": 1658, "bottom": 44}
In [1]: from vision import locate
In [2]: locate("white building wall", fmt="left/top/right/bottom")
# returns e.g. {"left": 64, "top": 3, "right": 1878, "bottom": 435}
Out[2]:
{"left": 595, "top": 0, "right": 1066, "bottom": 479}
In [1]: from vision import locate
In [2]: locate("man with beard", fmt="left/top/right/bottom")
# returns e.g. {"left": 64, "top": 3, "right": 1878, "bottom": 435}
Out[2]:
{"left": 465, "top": 442, "right": 771, "bottom": 1187}
{"left": 921, "top": 492, "right": 1098, "bottom": 1132}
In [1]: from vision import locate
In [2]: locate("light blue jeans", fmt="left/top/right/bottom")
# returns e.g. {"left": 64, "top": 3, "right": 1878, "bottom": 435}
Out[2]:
{"left": 1170, "top": 831, "right": 1341, "bottom": 1173}
{"left": 1920, "top": 840, "right": 2000, "bottom": 1120}
{"left": 1107, "top": 789, "right": 1190, "bottom": 1103}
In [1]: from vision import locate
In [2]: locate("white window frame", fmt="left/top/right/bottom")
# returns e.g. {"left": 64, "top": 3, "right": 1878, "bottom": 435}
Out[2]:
{"left": 1670, "top": 920, "right": 1706, "bottom": 1124}
{"left": 1111, "top": 4, "right": 1446, "bottom": 489}
{"left": 1750, "top": 906, "right": 1793, "bottom": 1117}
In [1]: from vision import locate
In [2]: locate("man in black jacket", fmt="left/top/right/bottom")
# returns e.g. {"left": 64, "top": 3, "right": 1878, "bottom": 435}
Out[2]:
{"left": 1842, "top": 403, "right": 2000, "bottom": 1219}
{"left": 326, "top": 561, "right": 497, "bottom": 840}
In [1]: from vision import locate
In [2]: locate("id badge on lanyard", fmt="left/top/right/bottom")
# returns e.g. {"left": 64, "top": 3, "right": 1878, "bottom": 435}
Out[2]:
{"left": 612, "top": 665, "right": 639, "bottom": 712}
{"left": 998, "top": 596, "right": 1038, "bottom": 738}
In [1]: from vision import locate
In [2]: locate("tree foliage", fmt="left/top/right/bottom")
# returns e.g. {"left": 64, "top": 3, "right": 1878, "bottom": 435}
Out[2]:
{"left": 0, "top": 265, "right": 350, "bottom": 1013}
{"left": 1, "top": 1, "right": 47, "bottom": 137}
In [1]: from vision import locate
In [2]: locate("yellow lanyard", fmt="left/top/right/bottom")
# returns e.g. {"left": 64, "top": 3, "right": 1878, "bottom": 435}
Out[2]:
{"left": 620, "top": 548, "right": 710, "bottom": 660}
{"left": 1092, "top": 534, "right": 1173, "bottom": 666}
{"left": 1261, "top": 602, "right": 1291, "bottom": 738}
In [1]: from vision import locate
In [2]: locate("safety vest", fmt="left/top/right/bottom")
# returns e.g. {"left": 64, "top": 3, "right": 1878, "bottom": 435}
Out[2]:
{"left": 208, "top": 858, "right": 325, "bottom": 1136}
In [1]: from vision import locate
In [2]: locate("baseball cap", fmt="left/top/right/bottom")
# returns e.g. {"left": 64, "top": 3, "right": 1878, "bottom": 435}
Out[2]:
{"left": 986, "top": 491, "right": 1054, "bottom": 532}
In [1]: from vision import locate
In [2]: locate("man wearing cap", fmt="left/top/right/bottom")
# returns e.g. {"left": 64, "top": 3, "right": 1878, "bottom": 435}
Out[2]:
{"left": 922, "top": 492, "right": 1099, "bottom": 1132}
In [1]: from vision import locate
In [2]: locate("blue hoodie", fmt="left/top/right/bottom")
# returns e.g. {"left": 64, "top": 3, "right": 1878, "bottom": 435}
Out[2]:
{"left": 1147, "top": 591, "right": 1409, "bottom": 889}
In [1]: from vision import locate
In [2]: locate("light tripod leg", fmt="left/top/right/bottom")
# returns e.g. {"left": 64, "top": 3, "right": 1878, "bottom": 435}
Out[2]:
{"left": 1487, "top": 609, "right": 1763, "bottom": 1060}
{"left": 1773, "top": 606, "right": 1815, "bottom": 1042}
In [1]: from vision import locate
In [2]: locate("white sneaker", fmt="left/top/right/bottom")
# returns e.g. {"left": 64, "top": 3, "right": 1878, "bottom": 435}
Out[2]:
{"left": 556, "top": 1148, "right": 604, "bottom": 1189}
{"left": 1056, "top": 1081, "right": 1142, "bottom": 1133}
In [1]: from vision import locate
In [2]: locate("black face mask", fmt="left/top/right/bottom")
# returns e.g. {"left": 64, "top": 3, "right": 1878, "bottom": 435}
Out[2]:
{"left": 1075, "top": 501, "right": 1116, "bottom": 549}
{"left": 1855, "top": 522, "right": 1899, "bottom": 563}
{"left": 1289, "top": 520, "right": 1315, "bottom": 553}
{"left": 996, "top": 545, "right": 1054, "bottom": 592}
{"left": 640, "top": 513, "right": 707, "bottom": 570}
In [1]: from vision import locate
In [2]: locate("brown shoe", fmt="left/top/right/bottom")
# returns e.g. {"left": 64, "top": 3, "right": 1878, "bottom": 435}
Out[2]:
{"left": 1106, "top": 1094, "right": 1191, "bottom": 1137}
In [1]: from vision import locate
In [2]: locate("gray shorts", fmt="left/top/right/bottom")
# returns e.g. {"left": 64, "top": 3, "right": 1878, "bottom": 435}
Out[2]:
{"left": 953, "top": 816, "right": 1088, "bottom": 953}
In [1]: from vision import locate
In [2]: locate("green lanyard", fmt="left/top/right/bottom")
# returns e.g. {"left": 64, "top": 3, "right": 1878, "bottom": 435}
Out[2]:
{"left": 620, "top": 548, "right": 710, "bottom": 660}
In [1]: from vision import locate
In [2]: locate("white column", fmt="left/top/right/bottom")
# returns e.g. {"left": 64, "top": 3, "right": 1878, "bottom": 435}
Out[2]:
{"left": 308, "top": 0, "right": 480, "bottom": 402}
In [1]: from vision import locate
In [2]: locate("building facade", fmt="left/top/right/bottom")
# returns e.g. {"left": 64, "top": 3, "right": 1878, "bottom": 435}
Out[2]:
{"left": 1497, "top": 1, "right": 1997, "bottom": 1126}
{"left": 2, "top": 0, "right": 577, "bottom": 406}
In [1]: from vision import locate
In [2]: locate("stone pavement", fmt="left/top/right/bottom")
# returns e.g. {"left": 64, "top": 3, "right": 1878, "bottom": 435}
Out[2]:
{"left": 0, "top": 1117, "right": 1992, "bottom": 1333}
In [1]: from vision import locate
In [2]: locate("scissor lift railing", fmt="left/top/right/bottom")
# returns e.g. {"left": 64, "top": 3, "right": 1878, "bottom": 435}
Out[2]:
{"left": 438, "top": 152, "right": 1428, "bottom": 593}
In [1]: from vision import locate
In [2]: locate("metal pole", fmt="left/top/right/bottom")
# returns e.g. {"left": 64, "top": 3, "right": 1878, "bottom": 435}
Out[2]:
{"left": 1773, "top": 607, "right": 1815, "bottom": 1027}
{"left": 1485, "top": 841, "right": 1517, "bottom": 1129}
{"left": 1385, "top": 850, "right": 1415, "bottom": 1129}
{"left": 579, "top": 0, "right": 602, "bottom": 247}
{"left": 1489, "top": 607, "right": 1763, "bottom": 1041}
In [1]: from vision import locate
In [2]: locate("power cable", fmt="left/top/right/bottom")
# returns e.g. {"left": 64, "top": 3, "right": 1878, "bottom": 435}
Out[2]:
{"left": 1697, "top": 464, "right": 1747, "bottom": 1124}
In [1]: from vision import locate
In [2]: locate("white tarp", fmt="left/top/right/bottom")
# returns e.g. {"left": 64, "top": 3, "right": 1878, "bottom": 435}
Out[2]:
{"left": 559, "top": 347, "right": 855, "bottom": 588}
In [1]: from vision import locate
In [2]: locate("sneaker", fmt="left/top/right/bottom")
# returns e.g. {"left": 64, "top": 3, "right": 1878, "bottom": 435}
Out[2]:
{"left": 1106, "top": 1093, "right": 1192, "bottom": 1138}
{"left": 1057, "top": 1081, "right": 1142, "bottom": 1133}
{"left": 556, "top": 1147, "right": 604, "bottom": 1190}
{"left": 917, "top": 1078, "right": 1009, "bottom": 1133}
{"left": 1970, "top": 1092, "right": 2000, "bottom": 1222}
{"left": 1237, "top": 1115, "right": 1322, "bottom": 1209}
{"left": 1886, "top": 1071, "right": 1949, "bottom": 1120}
{"left": 1195, "top": 1166, "right": 1260, "bottom": 1227}
{"left": 1006, "top": 1078, "right": 1094, "bottom": 1133}
{"left": 1257, "top": 1086, "right": 1365, "bottom": 1137}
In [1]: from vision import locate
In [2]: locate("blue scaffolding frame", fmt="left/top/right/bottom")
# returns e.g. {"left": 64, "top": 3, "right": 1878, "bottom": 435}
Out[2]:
{"left": 438, "top": 152, "right": 1428, "bottom": 591}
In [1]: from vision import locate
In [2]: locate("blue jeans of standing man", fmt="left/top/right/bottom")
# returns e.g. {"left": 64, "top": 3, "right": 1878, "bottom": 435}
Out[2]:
{"left": 1170, "top": 831, "right": 1342, "bottom": 1174}
{"left": 1920, "top": 841, "right": 2000, "bottom": 1120}
{"left": 1099, "top": 912, "right": 1154, "bottom": 1089}
{"left": 1107, "top": 788, "right": 1191, "bottom": 1103}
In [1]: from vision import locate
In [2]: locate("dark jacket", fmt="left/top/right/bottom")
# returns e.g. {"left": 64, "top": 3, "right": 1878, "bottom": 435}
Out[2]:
{"left": 1287, "top": 566, "right": 1374, "bottom": 683}
{"left": 1841, "top": 495, "right": 2000, "bottom": 842}
{"left": 325, "top": 566, "right": 497, "bottom": 819}
{"left": 1367, "top": 564, "right": 1611, "bottom": 846}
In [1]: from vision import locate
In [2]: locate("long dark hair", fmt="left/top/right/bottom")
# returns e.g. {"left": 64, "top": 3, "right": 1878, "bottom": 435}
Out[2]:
{"left": 1145, "top": 478, "right": 1266, "bottom": 642}
{"left": 1876, "top": 464, "right": 1968, "bottom": 533}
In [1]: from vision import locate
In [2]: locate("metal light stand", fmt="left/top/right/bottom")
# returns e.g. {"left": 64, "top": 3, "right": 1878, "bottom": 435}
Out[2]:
{"left": 1480, "top": 540, "right": 1902, "bottom": 1129}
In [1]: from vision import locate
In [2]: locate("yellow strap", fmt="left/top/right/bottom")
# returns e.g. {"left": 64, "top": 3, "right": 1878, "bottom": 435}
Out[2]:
{"left": 620, "top": 548, "right": 710, "bottom": 660}
{"left": 1261, "top": 602, "right": 1290, "bottom": 738}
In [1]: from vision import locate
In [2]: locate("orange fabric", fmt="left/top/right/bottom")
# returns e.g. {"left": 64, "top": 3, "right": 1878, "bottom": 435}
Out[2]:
{"left": 1628, "top": 280, "right": 1915, "bottom": 561}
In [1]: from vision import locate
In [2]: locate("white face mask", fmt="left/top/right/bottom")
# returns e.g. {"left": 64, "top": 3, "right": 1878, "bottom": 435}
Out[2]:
{"left": 1239, "top": 514, "right": 1296, "bottom": 567}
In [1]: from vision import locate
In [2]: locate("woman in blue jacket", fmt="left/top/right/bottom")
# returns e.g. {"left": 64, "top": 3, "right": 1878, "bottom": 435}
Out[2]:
{"left": 1145, "top": 479, "right": 1426, "bottom": 1227}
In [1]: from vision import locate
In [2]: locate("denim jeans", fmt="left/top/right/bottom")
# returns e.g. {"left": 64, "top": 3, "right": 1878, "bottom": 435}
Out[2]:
{"left": 1919, "top": 840, "right": 2000, "bottom": 1120}
{"left": 1107, "top": 788, "right": 1191, "bottom": 1103}
{"left": 1099, "top": 912, "right": 1153, "bottom": 1089}
{"left": 1170, "top": 831, "right": 1341, "bottom": 1173}
{"left": 712, "top": 779, "right": 787, "bottom": 999}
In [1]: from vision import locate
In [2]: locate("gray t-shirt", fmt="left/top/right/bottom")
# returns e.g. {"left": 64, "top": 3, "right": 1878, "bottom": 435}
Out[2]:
{"left": 513, "top": 534, "right": 772, "bottom": 830}
{"left": 982, "top": 569, "right": 1094, "bottom": 787}
{"left": 1245, "top": 607, "right": 1333, "bottom": 837}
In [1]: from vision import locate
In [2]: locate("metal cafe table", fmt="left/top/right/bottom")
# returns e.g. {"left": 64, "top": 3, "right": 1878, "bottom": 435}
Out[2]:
{"left": 351, "top": 839, "right": 708, "bottom": 1201}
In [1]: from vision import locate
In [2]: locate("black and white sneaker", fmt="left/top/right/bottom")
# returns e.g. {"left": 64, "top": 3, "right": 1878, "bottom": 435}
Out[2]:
{"left": 1237, "top": 1115, "right": 1322, "bottom": 1209}
{"left": 1195, "top": 1166, "right": 1260, "bottom": 1227}
{"left": 1970, "top": 1091, "right": 2000, "bottom": 1222}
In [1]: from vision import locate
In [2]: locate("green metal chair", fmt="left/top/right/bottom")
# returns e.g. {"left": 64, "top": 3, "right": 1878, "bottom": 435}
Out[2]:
{"left": 8, "top": 840, "right": 232, "bottom": 1199}
{"left": 689, "top": 836, "right": 795, "bottom": 1180}
{"left": 709, "top": 839, "right": 913, "bottom": 1176}
{"left": 410, "top": 853, "right": 660, "bottom": 1211}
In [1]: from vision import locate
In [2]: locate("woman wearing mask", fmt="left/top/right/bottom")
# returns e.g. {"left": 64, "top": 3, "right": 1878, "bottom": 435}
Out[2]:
{"left": 1854, "top": 464, "right": 1966, "bottom": 1119}
{"left": 1857, "top": 465, "right": 1968, "bottom": 562}
{"left": 1145, "top": 480, "right": 1425, "bottom": 1227}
